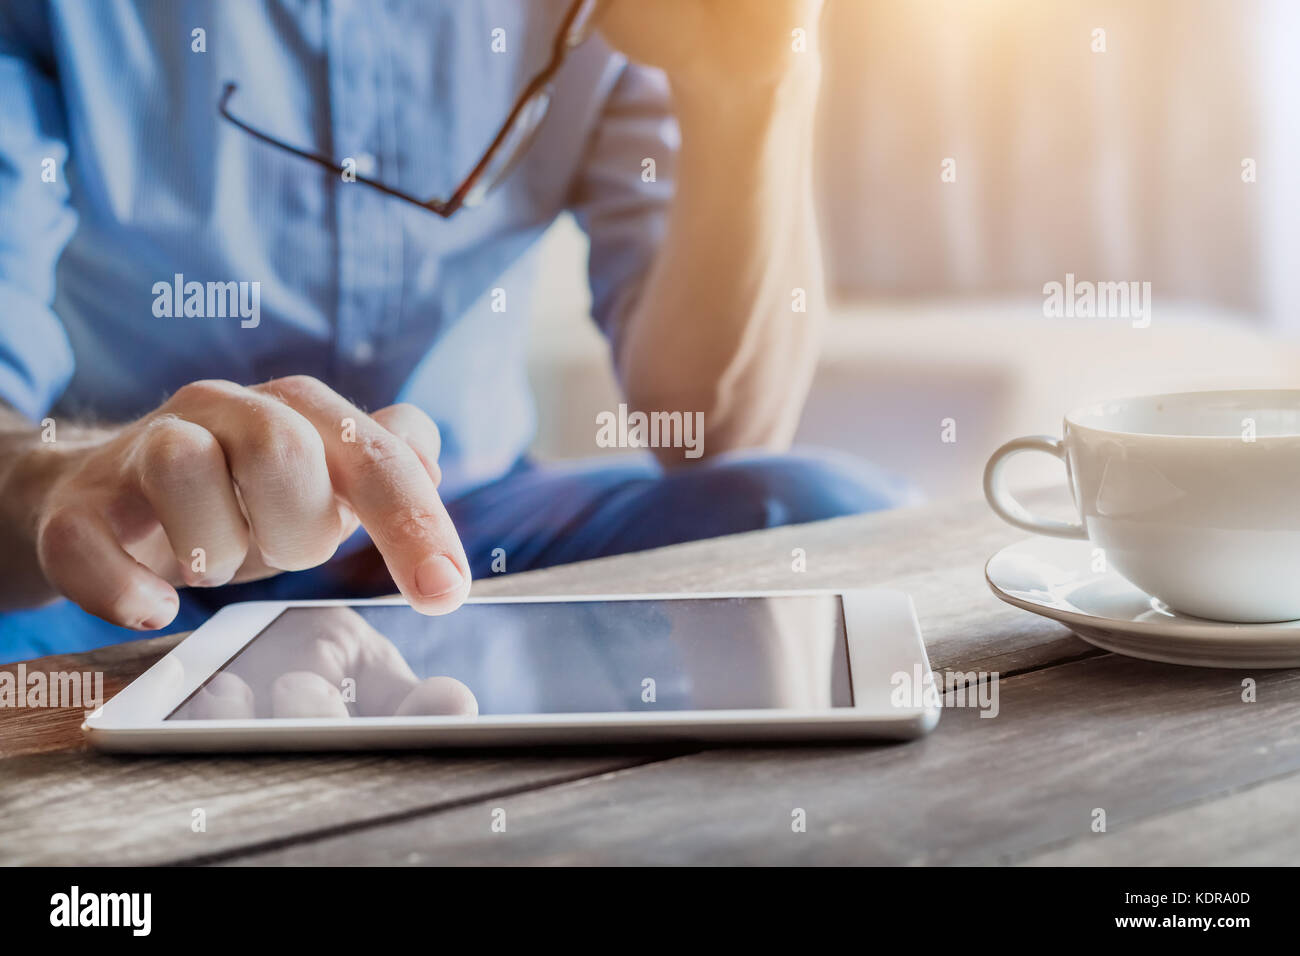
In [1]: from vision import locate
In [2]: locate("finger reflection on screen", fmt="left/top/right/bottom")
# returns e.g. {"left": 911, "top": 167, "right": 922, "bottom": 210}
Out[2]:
{"left": 168, "top": 596, "right": 851, "bottom": 720}
{"left": 184, "top": 671, "right": 255, "bottom": 719}
{"left": 172, "top": 606, "right": 479, "bottom": 719}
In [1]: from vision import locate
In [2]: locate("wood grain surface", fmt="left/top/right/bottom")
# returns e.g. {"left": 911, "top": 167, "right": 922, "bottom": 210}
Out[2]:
{"left": 4, "top": 489, "right": 1296, "bottom": 865}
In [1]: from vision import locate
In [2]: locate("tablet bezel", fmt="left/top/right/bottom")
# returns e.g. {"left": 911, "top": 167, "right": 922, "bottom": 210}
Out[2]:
{"left": 83, "top": 589, "right": 940, "bottom": 750}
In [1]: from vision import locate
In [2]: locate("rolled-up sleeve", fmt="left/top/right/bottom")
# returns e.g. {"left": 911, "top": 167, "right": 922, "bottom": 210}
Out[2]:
{"left": 567, "top": 62, "right": 679, "bottom": 356}
{"left": 0, "top": 5, "right": 77, "bottom": 421}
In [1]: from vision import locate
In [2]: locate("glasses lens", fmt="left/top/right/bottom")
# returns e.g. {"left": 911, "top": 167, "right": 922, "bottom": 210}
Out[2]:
{"left": 464, "top": 88, "right": 553, "bottom": 207}
{"left": 566, "top": 0, "right": 604, "bottom": 47}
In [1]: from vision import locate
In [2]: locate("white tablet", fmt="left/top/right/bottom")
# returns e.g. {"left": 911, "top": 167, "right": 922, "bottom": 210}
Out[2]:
{"left": 83, "top": 589, "right": 940, "bottom": 752}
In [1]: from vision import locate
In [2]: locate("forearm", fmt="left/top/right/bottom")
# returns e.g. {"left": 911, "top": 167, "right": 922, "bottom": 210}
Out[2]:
{"left": 615, "top": 67, "right": 825, "bottom": 464}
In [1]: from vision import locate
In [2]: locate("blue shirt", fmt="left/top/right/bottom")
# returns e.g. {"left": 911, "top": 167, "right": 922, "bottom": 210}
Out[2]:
{"left": 0, "top": 0, "right": 675, "bottom": 499}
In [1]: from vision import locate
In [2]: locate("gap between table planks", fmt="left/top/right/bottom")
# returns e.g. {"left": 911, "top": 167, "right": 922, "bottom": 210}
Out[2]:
{"left": 7, "top": 489, "right": 1252, "bottom": 866}
{"left": 232, "top": 657, "right": 1300, "bottom": 866}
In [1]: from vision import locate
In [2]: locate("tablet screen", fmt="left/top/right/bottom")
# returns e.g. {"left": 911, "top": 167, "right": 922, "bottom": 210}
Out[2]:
{"left": 167, "top": 596, "right": 852, "bottom": 720}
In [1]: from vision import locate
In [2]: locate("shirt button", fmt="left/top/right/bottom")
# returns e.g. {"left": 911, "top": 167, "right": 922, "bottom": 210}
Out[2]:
{"left": 352, "top": 341, "right": 375, "bottom": 364}
{"left": 354, "top": 152, "right": 377, "bottom": 176}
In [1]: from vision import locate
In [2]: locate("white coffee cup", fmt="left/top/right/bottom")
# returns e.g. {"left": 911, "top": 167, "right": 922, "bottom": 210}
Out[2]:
{"left": 983, "top": 389, "right": 1300, "bottom": 623}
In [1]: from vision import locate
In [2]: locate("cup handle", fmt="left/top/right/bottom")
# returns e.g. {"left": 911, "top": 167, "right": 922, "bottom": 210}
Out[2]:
{"left": 982, "top": 435, "right": 1088, "bottom": 539}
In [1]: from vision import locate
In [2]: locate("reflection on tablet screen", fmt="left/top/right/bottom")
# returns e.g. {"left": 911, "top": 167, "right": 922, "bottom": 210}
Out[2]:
{"left": 168, "top": 596, "right": 852, "bottom": 720}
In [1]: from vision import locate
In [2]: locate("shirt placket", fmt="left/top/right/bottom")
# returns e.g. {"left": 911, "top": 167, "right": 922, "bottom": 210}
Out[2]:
{"left": 326, "top": 0, "right": 401, "bottom": 402}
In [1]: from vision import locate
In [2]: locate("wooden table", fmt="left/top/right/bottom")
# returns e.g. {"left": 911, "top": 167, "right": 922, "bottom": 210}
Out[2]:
{"left": 4, "top": 491, "right": 1299, "bottom": 866}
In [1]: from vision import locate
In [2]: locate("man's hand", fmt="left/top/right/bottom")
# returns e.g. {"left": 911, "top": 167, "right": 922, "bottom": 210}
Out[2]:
{"left": 596, "top": 0, "right": 824, "bottom": 93}
{"left": 0, "top": 377, "right": 470, "bottom": 629}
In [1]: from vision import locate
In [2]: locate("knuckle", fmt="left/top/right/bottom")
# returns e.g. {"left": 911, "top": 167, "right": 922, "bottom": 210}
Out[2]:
{"left": 267, "top": 374, "right": 335, "bottom": 407}
{"left": 137, "top": 421, "right": 221, "bottom": 499}
{"left": 241, "top": 404, "right": 323, "bottom": 468}
{"left": 377, "top": 504, "right": 444, "bottom": 547}
{"left": 239, "top": 405, "right": 284, "bottom": 457}
{"left": 139, "top": 418, "right": 219, "bottom": 476}
{"left": 352, "top": 431, "right": 417, "bottom": 478}
{"left": 170, "top": 378, "right": 242, "bottom": 407}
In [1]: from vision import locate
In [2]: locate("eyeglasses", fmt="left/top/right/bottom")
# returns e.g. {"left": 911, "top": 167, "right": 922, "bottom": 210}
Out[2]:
{"left": 218, "top": 0, "right": 606, "bottom": 218}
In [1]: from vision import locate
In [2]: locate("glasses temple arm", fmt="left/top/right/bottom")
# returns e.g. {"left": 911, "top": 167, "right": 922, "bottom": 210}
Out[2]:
{"left": 217, "top": 83, "right": 451, "bottom": 215}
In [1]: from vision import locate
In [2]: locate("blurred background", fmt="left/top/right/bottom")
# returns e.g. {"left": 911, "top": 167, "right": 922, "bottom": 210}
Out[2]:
{"left": 524, "top": 0, "right": 1300, "bottom": 501}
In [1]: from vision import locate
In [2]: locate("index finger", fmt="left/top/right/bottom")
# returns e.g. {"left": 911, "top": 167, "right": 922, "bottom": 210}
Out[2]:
{"left": 254, "top": 377, "right": 470, "bottom": 614}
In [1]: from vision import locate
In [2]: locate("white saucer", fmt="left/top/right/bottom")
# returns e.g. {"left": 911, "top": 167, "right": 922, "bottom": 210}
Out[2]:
{"left": 985, "top": 537, "right": 1300, "bottom": 668}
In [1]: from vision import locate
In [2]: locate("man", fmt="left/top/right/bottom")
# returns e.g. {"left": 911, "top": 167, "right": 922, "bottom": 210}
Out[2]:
{"left": 0, "top": 0, "right": 914, "bottom": 662}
